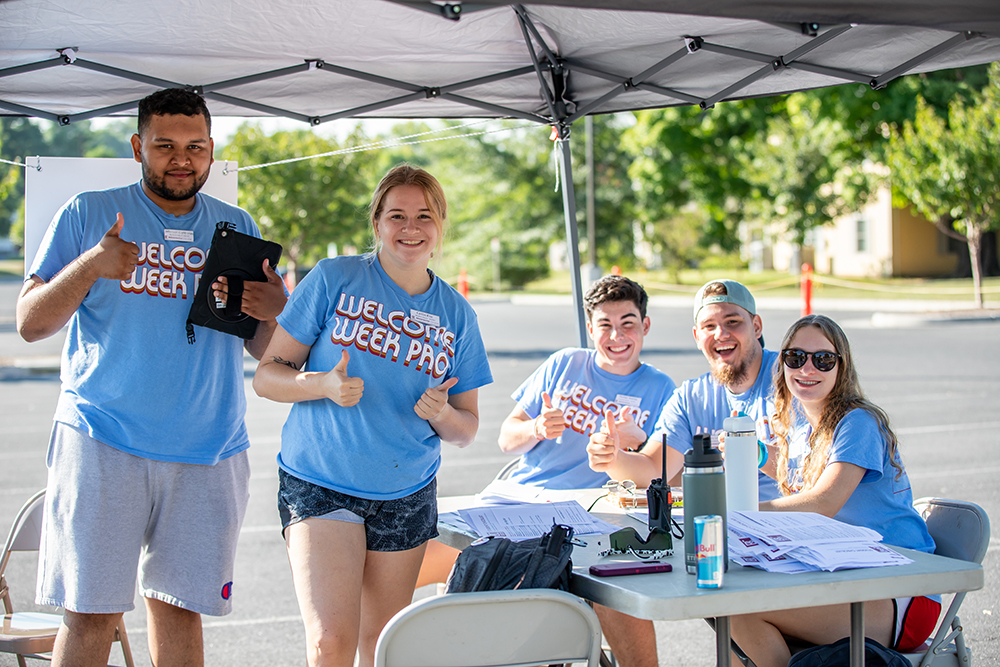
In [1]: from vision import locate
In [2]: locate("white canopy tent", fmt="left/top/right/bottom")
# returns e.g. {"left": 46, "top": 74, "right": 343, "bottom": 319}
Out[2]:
{"left": 2, "top": 0, "right": 999, "bottom": 342}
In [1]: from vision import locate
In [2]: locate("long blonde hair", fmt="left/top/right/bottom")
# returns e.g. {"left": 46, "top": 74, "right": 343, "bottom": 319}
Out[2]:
{"left": 772, "top": 315, "right": 903, "bottom": 495}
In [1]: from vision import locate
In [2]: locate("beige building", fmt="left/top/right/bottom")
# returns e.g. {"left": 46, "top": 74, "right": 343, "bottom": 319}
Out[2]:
{"left": 750, "top": 186, "right": 959, "bottom": 278}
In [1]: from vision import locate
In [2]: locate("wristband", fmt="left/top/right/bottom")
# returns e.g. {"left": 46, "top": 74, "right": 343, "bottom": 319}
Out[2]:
{"left": 757, "top": 440, "right": 768, "bottom": 468}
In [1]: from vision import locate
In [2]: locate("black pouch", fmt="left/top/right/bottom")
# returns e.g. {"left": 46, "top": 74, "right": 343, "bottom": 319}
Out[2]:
{"left": 185, "top": 221, "right": 282, "bottom": 343}
{"left": 445, "top": 524, "right": 574, "bottom": 593}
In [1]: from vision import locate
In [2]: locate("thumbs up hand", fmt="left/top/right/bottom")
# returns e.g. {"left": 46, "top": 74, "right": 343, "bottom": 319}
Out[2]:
{"left": 323, "top": 349, "right": 364, "bottom": 407}
{"left": 415, "top": 376, "right": 460, "bottom": 421}
{"left": 531, "top": 391, "right": 566, "bottom": 441}
{"left": 587, "top": 409, "right": 620, "bottom": 472}
{"left": 610, "top": 408, "right": 646, "bottom": 452}
{"left": 93, "top": 213, "right": 140, "bottom": 281}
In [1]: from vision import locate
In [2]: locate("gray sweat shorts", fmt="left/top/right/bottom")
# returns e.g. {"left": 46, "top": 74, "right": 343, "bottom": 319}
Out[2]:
{"left": 36, "top": 422, "right": 250, "bottom": 616}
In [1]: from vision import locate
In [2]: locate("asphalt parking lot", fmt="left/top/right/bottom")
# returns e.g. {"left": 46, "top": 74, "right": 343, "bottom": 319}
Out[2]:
{"left": 1, "top": 279, "right": 997, "bottom": 666}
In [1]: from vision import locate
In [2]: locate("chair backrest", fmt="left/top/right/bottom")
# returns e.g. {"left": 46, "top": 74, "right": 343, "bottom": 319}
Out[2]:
{"left": 494, "top": 458, "right": 521, "bottom": 482}
{"left": 913, "top": 497, "right": 990, "bottom": 565}
{"left": 0, "top": 490, "right": 46, "bottom": 577}
{"left": 374, "top": 589, "right": 604, "bottom": 667}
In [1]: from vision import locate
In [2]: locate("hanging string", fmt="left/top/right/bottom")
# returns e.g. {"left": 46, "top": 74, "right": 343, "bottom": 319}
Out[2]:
{"left": 224, "top": 118, "right": 539, "bottom": 174}
{"left": 0, "top": 157, "right": 40, "bottom": 170}
{"left": 1, "top": 122, "right": 542, "bottom": 175}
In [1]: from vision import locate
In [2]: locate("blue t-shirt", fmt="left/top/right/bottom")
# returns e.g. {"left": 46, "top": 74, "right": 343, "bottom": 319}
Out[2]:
{"left": 29, "top": 182, "right": 259, "bottom": 464}
{"left": 276, "top": 254, "right": 493, "bottom": 500}
{"left": 652, "top": 348, "right": 781, "bottom": 500}
{"left": 786, "top": 408, "right": 935, "bottom": 553}
{"left": 507, "top": 348, "right": 676, "bottom": 490}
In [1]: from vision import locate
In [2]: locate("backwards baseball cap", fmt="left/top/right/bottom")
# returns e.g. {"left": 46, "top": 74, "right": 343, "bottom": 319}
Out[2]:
{"left": 693, "top": 279, "right": 756, "bottom": 323}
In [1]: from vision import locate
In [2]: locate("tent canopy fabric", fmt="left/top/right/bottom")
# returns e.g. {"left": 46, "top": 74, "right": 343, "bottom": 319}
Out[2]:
{"left": 1, "top": 0, "right": 999, "bottom": 128}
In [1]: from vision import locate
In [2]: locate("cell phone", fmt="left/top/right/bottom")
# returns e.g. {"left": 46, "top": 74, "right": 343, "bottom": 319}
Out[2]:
{"left": 589, "top": 561, "right": 672, "bottom": 577}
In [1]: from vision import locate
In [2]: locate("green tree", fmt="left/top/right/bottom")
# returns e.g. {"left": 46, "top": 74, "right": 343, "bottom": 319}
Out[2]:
{"left": 375, "top": 120, "right": 566, "bottom": 290}
{"left": 640, "top": 209, "right": 709, "bottom": 283}
{"left": 888, "top": 63, "right": 1000, "bottom": 307}
{"left": 623, "top": 67, "right": 994, "bottom": 274}
{"left": 736, "top": 94, "right": 879, "bottom": 246}
{"left": 222, "top": 124, "right": 380, "bottom": 283}
{"left": 811, "top": 65, "right": 991, "bottom": 161}
{"left": 572, "top": 114, "right": 638, "bottom": 270}
{"left": 625, "top": 98, "right": 780, "bottom": 272}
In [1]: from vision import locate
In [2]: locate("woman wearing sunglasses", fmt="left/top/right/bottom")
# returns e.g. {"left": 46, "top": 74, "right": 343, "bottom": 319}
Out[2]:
{"left": 730, "top": 314, "right": 938, "bottom": 667}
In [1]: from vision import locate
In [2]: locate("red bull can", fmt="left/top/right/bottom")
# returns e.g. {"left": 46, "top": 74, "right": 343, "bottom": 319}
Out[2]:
{"left": 695, "top": 515, "right": 724, "bottom": 589}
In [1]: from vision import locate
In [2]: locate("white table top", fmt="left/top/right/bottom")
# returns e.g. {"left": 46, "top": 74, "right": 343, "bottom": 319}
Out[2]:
{"left": 437, "top": 494, "right": 984, "bottom": 623}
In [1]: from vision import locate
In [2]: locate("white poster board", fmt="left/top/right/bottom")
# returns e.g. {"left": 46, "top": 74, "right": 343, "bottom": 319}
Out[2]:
{"left": 24, "top": 156, "right": 239, "bottom": 277}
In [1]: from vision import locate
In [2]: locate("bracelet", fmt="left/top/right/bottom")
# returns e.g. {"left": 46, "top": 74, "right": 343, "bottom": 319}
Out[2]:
{"left": 533, "top": 417, "right": 545, "bottom": 441}
{"left": 757, "top": 440, "right": 768, "bottom": 469}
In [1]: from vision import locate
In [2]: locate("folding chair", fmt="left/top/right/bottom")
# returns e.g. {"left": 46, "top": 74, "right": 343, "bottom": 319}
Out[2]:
{"left": 494, "top": 457, "right": 522, "bottom": 481}
{"left": 904, "top": 498, "right": 991, "bottom": 667}
{"left": 0, "top": 490, "right": 135, "bottom": 667}
{"left": 374, "top": 588, "right": 604, "bottom": 667}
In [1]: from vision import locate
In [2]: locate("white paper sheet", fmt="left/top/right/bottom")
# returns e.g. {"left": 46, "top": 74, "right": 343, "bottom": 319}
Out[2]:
{"left": 458, "top": 500, "right": 619, "bottom": 541}
{"left": 475, "top": 479, "right": 592, "bottom": 505}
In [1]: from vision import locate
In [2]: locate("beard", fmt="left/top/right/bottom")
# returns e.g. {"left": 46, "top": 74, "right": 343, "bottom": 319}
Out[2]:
{"left": 710, "top": 343, "right": 759, "bottom": 389}
{"left": 141, "top": 159, "right": 209, "bottom": 201}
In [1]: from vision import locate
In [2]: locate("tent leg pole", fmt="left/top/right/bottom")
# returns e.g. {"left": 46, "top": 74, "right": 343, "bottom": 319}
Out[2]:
{"left": 557, "top": 131, "right": 588, "bottom": 348}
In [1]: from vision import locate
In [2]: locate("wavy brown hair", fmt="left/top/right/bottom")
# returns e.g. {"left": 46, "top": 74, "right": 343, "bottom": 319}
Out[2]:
{"left": 772, "top": 315, "right": 903, "bottom": 495}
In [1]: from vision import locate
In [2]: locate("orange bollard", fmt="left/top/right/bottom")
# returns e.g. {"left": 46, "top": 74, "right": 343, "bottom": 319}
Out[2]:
{"left": 800, "top": 263, "right": 813, "bottom": 317}
{"left": 458, "top": 268, "right": 469, "bottom": 299}
{"left": 611, "top": 265, "right": 621, "bottom": 276}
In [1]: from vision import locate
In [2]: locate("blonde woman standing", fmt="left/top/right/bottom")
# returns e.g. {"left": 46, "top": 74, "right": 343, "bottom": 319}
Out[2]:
{"left": 253, "top": 164, "right": 492, "bottom": 667}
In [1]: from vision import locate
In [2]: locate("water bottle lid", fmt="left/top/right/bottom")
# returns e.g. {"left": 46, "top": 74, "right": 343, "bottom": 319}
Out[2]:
{"left": 684, "top": 433, "right": 723, "bottom": 467}
{"left": 723, "top": 413, "right": 756, "bottom": 435}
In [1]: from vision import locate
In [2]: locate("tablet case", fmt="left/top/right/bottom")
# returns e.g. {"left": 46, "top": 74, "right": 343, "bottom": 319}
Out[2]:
{"left": 186, "top": 221, "right": 283, "bottom": 343}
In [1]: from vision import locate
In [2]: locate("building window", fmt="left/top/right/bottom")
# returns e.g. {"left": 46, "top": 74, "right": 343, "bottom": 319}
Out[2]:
{"left": 856, "top": 218, "right": 867, "bottom": 253}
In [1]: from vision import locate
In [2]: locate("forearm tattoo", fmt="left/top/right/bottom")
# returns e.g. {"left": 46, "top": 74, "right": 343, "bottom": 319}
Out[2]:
{"left": 272, "top": 356, "right": 300, "bottom": 370}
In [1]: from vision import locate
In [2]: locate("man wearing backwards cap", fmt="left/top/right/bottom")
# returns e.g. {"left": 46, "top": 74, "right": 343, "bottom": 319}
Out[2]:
{"left": 587, "top": 278, "right": 781, "bottom": 500}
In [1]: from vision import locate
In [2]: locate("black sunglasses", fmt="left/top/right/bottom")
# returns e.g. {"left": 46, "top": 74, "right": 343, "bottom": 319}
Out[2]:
{"left": 781, "top": 348, "right": 840, "bottom": 372}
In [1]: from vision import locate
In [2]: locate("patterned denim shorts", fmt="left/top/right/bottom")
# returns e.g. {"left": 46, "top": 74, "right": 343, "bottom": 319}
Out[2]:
{"left": 277, "top": 469, "right": 438, "bottom": 552}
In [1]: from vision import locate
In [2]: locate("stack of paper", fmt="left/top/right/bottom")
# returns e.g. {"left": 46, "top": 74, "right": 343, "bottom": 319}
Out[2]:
{"left": 444, "top": 500, "right": 619, "bottom": 541}
{"left": 728, "top": 511, "right": 914, "bottom": 573}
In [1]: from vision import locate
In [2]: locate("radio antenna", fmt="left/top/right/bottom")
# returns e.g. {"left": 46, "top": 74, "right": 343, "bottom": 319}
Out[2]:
{"left": 661, "top": 432, "right": 667, "bottom": 479}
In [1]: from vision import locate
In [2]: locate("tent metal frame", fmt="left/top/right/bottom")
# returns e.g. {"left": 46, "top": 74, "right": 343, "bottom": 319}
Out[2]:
{"left": 0, "top": 4, "right": 991, "bottom": 344}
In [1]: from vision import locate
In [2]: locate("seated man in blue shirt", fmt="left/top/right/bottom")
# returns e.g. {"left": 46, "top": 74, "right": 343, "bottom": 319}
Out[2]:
{"left": 419, "top": 275, "right": 676, "bottom": 667}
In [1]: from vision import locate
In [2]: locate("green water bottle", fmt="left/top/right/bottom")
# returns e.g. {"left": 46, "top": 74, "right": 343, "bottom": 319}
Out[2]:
{"left": 682, "top": 433, "right": 728, "bottom": 574}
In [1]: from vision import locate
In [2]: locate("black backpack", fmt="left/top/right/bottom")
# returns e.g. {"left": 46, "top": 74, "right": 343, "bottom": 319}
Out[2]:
{"left": 787, "top": 637, "right": 910, "bottom": 667}
{"left": 445, "top": 524, "right": 574, "bottom": 593}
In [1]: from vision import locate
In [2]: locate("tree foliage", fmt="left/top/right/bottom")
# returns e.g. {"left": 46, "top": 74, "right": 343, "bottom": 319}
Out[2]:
{"left": 623, "top": 65, "right": 992, "bottom": 275}
{"left": 370, "top": 120, "right": 566, "bottom": 289}
{"left": 571, "top": 115, "right": 637, "bottom": 270}
{"left": 888, "top": 62, "right": 1000, "bottom": 307}
{"left": 735, "top": 94, "right": 879, "bottom": 246}
{"left": 0, "top": 118, "right": 133, "bottom": 242}
{"left": 221, "top": 124, "right": 380, "bottom": 279}
{"left": 0, "top": 64, "right": 994, "bottom": 290}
